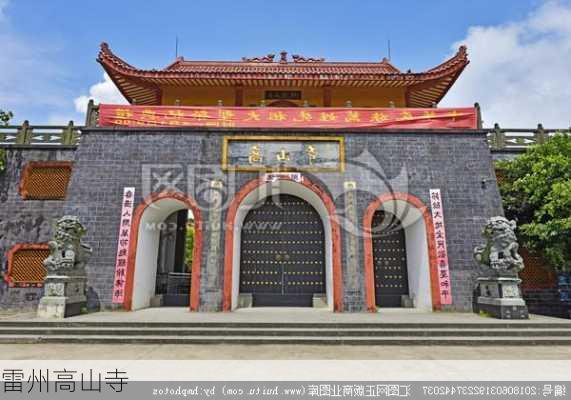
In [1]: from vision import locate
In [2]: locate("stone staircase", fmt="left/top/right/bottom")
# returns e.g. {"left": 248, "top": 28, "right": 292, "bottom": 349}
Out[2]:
{"left": 1, "top": 320, "right": 571, "bottom": 345}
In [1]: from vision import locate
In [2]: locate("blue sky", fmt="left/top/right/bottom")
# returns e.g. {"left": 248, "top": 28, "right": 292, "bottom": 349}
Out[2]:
{"left": 1, "top": 0, "right": 570, "bottom": 127}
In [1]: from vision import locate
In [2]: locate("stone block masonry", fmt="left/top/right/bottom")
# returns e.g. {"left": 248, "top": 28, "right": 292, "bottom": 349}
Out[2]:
{"left": 57, "top": 128, "right": 502, "bottom": 312}
{"left": 0, "top": 148, "right": 75, "bottom": 310}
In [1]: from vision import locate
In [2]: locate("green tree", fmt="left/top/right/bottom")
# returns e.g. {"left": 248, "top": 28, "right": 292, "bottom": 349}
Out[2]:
{"left": 0, "top": 109, "right": 12, "bottom": 173}
{"left": 184, "top": 219, "right": 195, "bottom": 272}
{"left": 497, "top": 133, "right": 571, "bottom": 272}
{"left": 0, "top": 109, "right": 12, "bottom": 125}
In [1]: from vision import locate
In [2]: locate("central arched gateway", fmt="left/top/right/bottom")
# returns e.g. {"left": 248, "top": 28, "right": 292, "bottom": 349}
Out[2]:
{"left": 239, "top": 194, "right": 326, "bottom": 307}
{"left": 224, "top": 176, "right": 343, "bottom": 311}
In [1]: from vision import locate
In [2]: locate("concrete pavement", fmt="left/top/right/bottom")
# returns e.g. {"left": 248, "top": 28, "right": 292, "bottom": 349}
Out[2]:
{"left": 11, "top": 307, "right": 571, "bottom": 324}
{"left": 2, "top": 343, "right": 571, "bottom": 360}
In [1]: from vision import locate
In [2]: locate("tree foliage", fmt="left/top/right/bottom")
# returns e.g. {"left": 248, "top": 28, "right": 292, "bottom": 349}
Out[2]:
{"left": 184, "top": 219, "right": 195, "bottom": 272}
{"left": 497, "top": 133, "right": 571, "bottom": 272}
{"left": 0, "top": 109, "right": 12, "bottom": 125}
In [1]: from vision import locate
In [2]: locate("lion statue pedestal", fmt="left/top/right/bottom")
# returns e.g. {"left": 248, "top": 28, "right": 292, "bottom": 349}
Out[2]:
{"left": 473, "top": 217, "right": 529, "bottom": 319}
{"left": 37, "top": 216, "right": 92, "bottom": 319}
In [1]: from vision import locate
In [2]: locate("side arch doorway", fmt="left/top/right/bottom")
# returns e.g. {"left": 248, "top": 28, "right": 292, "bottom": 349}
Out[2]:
{"left": 155, "top": 210, "right": 195, "bottom": 306}
{"left": 371, "top": 211, "right": 409, "bottom": 307}
{"left": 239, "top": 194, "right": 326, "bottom": 307}
{"left": 364, "top": 193, "right": 436, "bottom": 311}
{"left": 126, "top": 192, "right": 202, "bottom": 311}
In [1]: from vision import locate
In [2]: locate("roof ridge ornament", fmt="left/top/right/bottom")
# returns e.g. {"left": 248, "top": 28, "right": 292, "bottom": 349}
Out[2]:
{"left": 241, "top": 51, "right": 325, "bottom": 63}
{"left": 241, "top": 53, "right": 275, "bottom": 63}
{"left": 292, "top": 54, "right": 325, "bottom": 63}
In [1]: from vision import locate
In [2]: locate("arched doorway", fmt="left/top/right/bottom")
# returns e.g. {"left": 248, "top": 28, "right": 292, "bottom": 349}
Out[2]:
{"left": 364, "top": 193, "right": 439, "bottom": 312}
{"left": 371, "top": 211, "right": 409, "bottom": 307}
{"left": 239, "top": 194, "right": 326, "bottom": 307}
{"left": 124, "top": 192, "right": 202, "bottom": 311}
{"left": 224, "top": 177, "right": 343, "bottom": 311}
{"left": 155, "top": 210, "right": 195, "bottom": 306}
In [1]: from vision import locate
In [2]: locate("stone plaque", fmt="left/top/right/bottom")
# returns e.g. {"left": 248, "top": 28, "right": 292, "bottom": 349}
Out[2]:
{"left": 222, "top": 136, "right": 344, "bottom": 172}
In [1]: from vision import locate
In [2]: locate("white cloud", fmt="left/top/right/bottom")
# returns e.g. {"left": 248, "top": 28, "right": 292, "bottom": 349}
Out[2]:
{"left": 74, "top": 73, "right": 127, "bottom": 114}
{"left": 0, "top": 0, "right": 9, "bottom": 21}
{"left": 441, "top": 1, "right": 571, "bottom": 128}
{"left": 0, "top": 2, "right": 124, "bottom": 124}
{"left": 0, "top": 33, "right": 68, "bottom": 108}
{"left": 46, "top": 114, "right": 78, "bottom": 125}
{"left": 0, "top": 2, "right": 82, "bottom": 124}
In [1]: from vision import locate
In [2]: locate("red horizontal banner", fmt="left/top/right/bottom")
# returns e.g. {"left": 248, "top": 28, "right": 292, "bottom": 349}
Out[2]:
{"left": 99, "top": 105, "right": 477, "bottom": 129}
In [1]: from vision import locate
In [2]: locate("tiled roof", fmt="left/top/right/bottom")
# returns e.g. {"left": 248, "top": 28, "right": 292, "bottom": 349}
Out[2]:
{"left": 164, "top": 58, "right": 401, "bottom": 75}
{"left": 97, "top": 42, "right": 469, "bottom": 107}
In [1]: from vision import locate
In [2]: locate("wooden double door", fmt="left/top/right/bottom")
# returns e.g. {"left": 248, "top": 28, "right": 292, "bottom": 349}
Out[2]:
{"left": 371, "top": 211, "right": 409, "bottom": 307}
{"left": 239, "top": 194, "right": 325, "bottom": 307}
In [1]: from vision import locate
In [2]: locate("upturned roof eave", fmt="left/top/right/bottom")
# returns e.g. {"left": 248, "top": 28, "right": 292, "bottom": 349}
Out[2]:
{"left": 98, "top": 42, "right": 468, "bottom": 82}
{"left": 97, "top": 42, "right": 469, "bottom": 106}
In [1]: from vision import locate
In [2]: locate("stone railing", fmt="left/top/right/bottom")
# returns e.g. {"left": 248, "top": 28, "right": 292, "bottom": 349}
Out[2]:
{"left": 2, "top": 105, "right": 569, "bottom": 152}
{"left": 0, "top": 121, "right": 81, "bottom": 146}
{"left": 488, "top": 123, "right": 570, "bottom": 152}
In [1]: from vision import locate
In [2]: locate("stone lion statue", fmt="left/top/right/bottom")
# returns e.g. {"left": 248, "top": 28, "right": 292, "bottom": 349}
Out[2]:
{"left": 43, "top": 216, "right": 92, "bottom": 276}
{"left": 474, "top": 216, "right": 524, "bottom": 274}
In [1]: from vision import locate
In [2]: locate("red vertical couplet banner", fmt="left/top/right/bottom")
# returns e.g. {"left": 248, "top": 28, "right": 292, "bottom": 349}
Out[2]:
{"left": 112, "top": 187, "right": 135, "bottom": 304}
{"left": 429, "top": 189, "right": 453, "bottom": 305}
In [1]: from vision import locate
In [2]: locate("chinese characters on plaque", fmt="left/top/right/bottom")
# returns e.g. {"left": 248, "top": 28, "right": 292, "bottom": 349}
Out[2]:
{"left": 429, "top": 189, "right": 453, "bottom": 305}
{"left": 112, "top": 187, "right": 135, "bottom": 304}
{"left": 224, "top": 137, "right": 343, "bottom": 172}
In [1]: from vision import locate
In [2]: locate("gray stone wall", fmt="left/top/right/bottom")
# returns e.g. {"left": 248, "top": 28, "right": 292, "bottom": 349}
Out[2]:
{"left": 0, "top": 128, "right": 503, "bottom": 312}
{"left": 60, "top": 128, "right": 502, "bottom": 312}
{"left": 0, "top": 147, "right": 75, "bottom": 309}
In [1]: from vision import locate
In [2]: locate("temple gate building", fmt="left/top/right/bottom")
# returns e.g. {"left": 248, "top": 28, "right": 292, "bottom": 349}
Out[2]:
{"left": 0, "top": 43, "right": 505, "bottom": 313}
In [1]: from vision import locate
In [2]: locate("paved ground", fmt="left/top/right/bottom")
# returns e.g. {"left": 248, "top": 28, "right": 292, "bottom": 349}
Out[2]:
{"left": 2, "top": 343, "right": 571, "bottom": 360}
{"left": 10, "top": 307, "right": 571, "bottom": 324}
{"left": 2, "top": 309, "right": 570, "bottom": 361}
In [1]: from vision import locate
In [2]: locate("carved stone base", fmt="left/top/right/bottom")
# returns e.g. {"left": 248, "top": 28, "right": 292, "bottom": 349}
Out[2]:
{"left": 150, "top": 295, "right": 163, "bottom": 308}
{"left": 37, "top": 275, "right": 87, "bottom": 319}
{"left": 474, "top": 276, "right": 529, "bottom": 319}
{"left": 401, "top": 295, "right": 414, "bottom": 308}
{"left": 312, "top": 294, "right": 327, "bottom": 308}
{"left": 238, "top": 293, "right": 253, "bottom": 308}
{"left": 476, "top": 298, "right": 529, "bottom": 319}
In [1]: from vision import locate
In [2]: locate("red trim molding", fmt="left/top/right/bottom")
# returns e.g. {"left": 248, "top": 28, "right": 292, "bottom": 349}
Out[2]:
{"left": 19, "top": 161, "right": 73, "bottom": 200}
{"left": 363, "top": 192, "right": 441, "bottom": 312}
{"left": 223, "top": 176, "right": 344, "bottom": 312}
{"left": 4, "top": 243, "right": 49, "bottom": 287}
{"left": 123, "top": 191, "right": 203, "bottom": 311}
